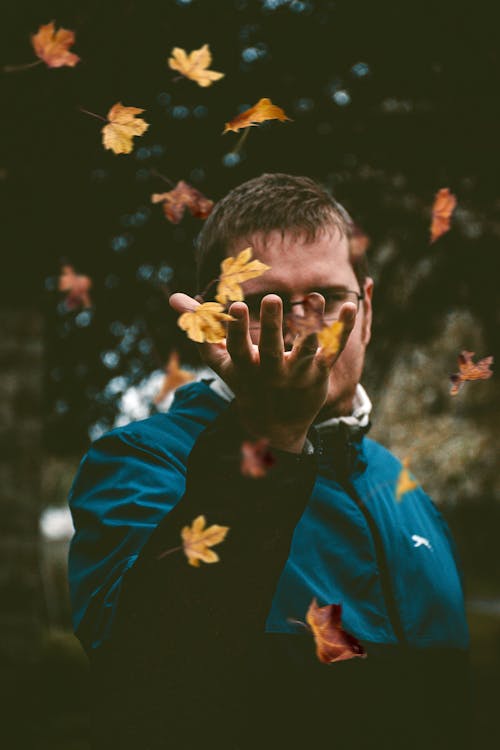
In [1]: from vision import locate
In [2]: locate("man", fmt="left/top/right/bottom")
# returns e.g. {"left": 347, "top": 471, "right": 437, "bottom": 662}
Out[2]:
{"left": 68, "top": 174, "right": 470, "bottom": 749}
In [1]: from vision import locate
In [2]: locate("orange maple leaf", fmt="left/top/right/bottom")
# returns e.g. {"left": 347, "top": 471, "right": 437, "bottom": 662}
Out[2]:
{"left": 395, "top": 457, "right": 419, "bottom": 501}
{"left": 240, "top": 438, "right": 276, "bottom": 478}
{"left": 178, "top": 302, "right": 235, "bottom": 344}
{"left": 154, "top": 351, "right": 195, "bottom": 404}
{"left": 31, "top": 21, "right": 80, "bottom": 68}
{"left": 151, "top": 181, "right": 214, "bottom": 224}
{"left": 430, "top": 188, "right": 457, "bottom": 243}
{"left": 450, "top": 350, "right": 493, "bottom": 395}
{"left": 168, "top": 44, "right": 224, "bottom": 87}
{"left": 102, "top": 103, "right": 149, "bottom": 155}
{"left": 215, "top": 248, "right": 271, "bottom": 305}
{"left": 223, "top": 98, "right": 291, "bottom": 134}
{"left": 181, "top": 515, "right": 230, "bottom": 567}
{"left": 306, "top": 599, "right": 366, "bottom": 664}
{"left": 58, "top": 265, "right": 92, "bottom": 310}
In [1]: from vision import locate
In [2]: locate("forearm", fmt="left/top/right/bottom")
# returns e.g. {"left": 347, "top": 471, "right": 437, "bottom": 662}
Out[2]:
{"left": 114, "top": 400, "right": 317, "bottom": 644}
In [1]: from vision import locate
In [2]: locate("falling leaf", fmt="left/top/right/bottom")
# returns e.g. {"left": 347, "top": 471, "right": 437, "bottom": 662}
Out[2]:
{"left": 449, "top": 350, "right": 493, "bottom": 395}
{"left": 31, "top": 21, "right": 80, "bottom": 68}
{"left": 178, "top": 302, "right": 235, "bottom": 344}
{"left": 101, "top": 102, "right": 149, "bottom": 155}
{"left": 215, "top": 248, "right": 270, "bottom": 305}
{"left": 154, "top": 351, "right": 195, "bottom": 404}
{"left": 306, "top": 599, "right": 366, "bottom": 664}
{"left": 223, "top": 98, "right": 291, "bottom": 134}
{"left": 317, "top": 320, "right": 344, "bottom": 357}
{"left": 430, "top": 188, "right": 457, "bottom": 243}
{"left": 240, "top": 438, "right": 276, "bottom": 478}
{"left": 285, "top": 294, "right": 325, "bottom": 338}
{"left": 395, "top": 457, "right": 419, "bottom": 501}
{"left": 349, "top": 223, "right": 370, "bottom": 260}
{"left": 58, "top": 265, "right": 92, "bottom": 310}
{"left": 168, "top": 44, "right": 224, "bottom": 87}
{"left": 181, "top": 515, "right": 230, "bottom": 567}
{"left": 151, "top": 181, "right": 214, "bottom": 224}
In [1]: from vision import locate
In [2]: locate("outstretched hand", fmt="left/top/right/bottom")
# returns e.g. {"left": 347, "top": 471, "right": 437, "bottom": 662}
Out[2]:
{"left": 169, "top": 292, "right": 356, "bottom": 453}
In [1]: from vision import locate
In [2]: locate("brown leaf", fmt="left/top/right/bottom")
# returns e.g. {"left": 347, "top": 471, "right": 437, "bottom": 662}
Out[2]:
{"left": 395, "top": 457, "right": 419, "bottom": 501}
{"left": 31, "top": 21, "right": 80, "bottom": 68}
{"left": 154, "top": 351, "right": 195, "bottom": 404}
{"left": 349, "top": 223, "right": 370, "bottom": 259}
{"left": 306, "top": 599, "right": 366, "bottom": 664}
{"left": 285, "top": 294, "right": 326, "bottom": 338}
{"left": 58, "top": 265, "right": 92, "bottom": 310}
{"left": 430, "top": 188, "right": 457, "bottom": 243}
{"left": 151, "top": 181, "right": 214, "bottom": 224}
{"left": 181, "top": 515, "right": 230, "bottom": 567}
{"left": 168, "top": 44, "right": 224, "bottom": 87}
{"left": 215, "top": 247, "right": 271, "bottom": 305}
{"left": 178, "top": 302, "right": 235, "bottom": 344}
{"left": 450, "top": 350, "right": 493, "bottom": 395}
{"left": 102, "top": 102, "right": 149, "bottom": 155}
{"left": 223, "top": 98, "right": 291, "bottom": 134}
{"left": 240, "top": 438, "right": 276, "bottom": 478}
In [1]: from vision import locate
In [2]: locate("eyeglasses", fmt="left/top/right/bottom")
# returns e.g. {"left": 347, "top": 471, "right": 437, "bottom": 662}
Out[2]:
{"left": 245, "top": 289, "right": 365, "bottom": 333}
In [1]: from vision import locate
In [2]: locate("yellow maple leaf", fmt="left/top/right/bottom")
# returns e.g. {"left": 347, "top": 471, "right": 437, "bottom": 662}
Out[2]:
{"left": 317, "top": 320, "right": 344, "bottom": 357}
{"left": 223, "top": 97, "right": 291, "bottom": 134}
{"left": 178, "top": 302, "right": 235, "bottom": 343}
{"left": 395, "top": 457, "right": 419, "bottom": 501}
{"left": 168, "top": 44, "right": 224, "bottom": 87}
{"left": 31, "top": 21, "right": 80, "bottom": 68}
{"left": 101, "top": 102, "right": 149, "bottom": 155}
{"left": 181, "top": 515, "right": 230, "bottom": 567}
{"left": 215, "top": 247, "right": 271, "bottom": 305}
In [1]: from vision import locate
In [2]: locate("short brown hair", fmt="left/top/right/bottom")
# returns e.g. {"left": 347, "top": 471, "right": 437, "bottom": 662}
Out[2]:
{"left": 195, "top": 173, "right": 368, "bottom": 296}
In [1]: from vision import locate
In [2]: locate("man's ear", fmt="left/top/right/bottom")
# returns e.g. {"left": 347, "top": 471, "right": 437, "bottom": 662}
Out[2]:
{"left": 361, "top": 277, "right": 373, "bottom": 346}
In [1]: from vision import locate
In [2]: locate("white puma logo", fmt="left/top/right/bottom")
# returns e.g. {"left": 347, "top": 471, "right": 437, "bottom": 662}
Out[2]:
{"left": 412, "top": 534, "right": 432, "bottom": 550}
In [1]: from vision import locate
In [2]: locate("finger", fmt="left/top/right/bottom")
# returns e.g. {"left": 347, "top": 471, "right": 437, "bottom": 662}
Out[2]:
{"left": 316, "top": 301, "right": 357, "bottom": 371}
{"left": 169, "top": 292, "right": 200, "bottom": 314}
{"left": 168, "top": 292, "right": 229, "bottom": 372}
{"left": 287, "top": 293, "right": 325, "bottom": 368}
{"left": 226, "top": 302, "right": 254, "bottom": 368}
{"left": 258, "top": 294, "right": 285, "bottom": 375}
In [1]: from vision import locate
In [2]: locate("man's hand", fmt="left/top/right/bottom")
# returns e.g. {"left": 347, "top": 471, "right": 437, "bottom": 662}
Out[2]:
{"left": 169, "top": 292, "right": 356, "bottom": 453}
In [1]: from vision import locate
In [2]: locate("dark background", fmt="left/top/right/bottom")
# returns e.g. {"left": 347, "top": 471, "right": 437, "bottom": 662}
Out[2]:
{"left": 1, "top": 1, "right": 500, "bottom": 748}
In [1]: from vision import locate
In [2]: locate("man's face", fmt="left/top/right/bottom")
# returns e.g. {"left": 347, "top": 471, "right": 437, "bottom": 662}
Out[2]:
{"left": 227, "top": 227, "right": 373, "bottom": 419}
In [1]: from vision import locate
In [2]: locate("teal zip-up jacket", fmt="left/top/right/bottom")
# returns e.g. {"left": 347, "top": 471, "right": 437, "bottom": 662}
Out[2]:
{"left": 68, "top": 381, "right": 470, "bottom": 749}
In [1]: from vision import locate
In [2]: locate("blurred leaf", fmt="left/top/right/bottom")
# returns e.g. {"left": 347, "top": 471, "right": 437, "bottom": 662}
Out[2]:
{"left": 430, "top": 188, "right": 457, "bottom": 243}
{"left": 223, "top": 98, "right": 291, "bottom": 134}
{"left": 306, "top": 599, "right": 366, "bottom": 664}
{"left": 168, "top": 44, "right": 224, "bottom": 87}
{"left": 151, "top": 181, "right": 214, "bottom": 224}
{"left": 181, "top": 515, "right": 229, "bottom": 567}
{"left": 450, "top": 350, "right": 493, "bottom": 395}
{"left": 31, "top": 21, "right": 80, "bottom": 68}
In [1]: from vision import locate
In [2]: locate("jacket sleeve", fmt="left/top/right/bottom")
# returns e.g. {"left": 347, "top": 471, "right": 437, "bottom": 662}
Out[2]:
{"left": 113, "top": 400, "right": 318, "bottom": 651}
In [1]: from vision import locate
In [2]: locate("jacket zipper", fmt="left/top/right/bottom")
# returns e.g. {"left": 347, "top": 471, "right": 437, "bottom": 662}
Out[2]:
{"left": 343, "top": 471, "right": 408, "bottom": 646}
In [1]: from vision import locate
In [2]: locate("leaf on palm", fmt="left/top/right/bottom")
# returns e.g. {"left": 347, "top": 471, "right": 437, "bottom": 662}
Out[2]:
{"left": 395, "top": 457, "right": 419, "bottom": 501}
{"left": 215, "top": 247, "right": 270, "bottom": 305}
{"left": 430, "top": 188, "right": 457, "bottom": 243}
{"left": 223, "top": 98, "right": 291, "bottom": 134}
{"left": 168, "top": 44, "right": 224, "bottom": 87}
{"left": 450, "top": 350, "right": 493, "bottom": 395}
{"left": 154, "top": 351, "right": 195, "bottom": 404}
{"left": 317, "top": 320, "right": 344, "bottom": 357}
{"left": 240, "top": 438, "right": 276, "bottom": 478}
{"left": 31, "top": 21, "right": 80, "bottom": 68}
{"left": 181, "top": 515, "right": 230, "bottom": 567}
{"left": 151, "top": 181, "right": 214, "bottom": 224}
{"left": 306, "top": 599, "right": 366, "bottom": 664}
{"left": 58, "top": 264, "right": 92, "bottom": 310}
{"left": 178, "top": 302, "right": 235, "bottom": 343}
{"left": 102, "top": 102, "right": 149, "bottom": 155}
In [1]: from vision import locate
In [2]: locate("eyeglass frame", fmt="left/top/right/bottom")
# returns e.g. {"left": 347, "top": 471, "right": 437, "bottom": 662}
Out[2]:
{"left": 244, "top": 287, "right": 365, "bottom": 332}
